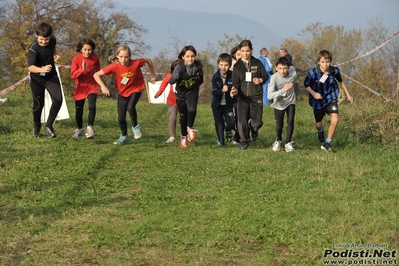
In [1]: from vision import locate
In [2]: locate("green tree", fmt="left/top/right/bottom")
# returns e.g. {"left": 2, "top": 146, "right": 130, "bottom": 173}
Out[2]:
{"left": 299, "top": 23, "right": 362, "bottom": 73}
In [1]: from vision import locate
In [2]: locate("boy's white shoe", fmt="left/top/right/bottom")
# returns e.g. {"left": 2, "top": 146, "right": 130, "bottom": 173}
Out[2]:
{"left": 0, "top": 98, "right": 8, "bottom": 104}
{"left": 85, "top": 126, "right": 94, "bottom": 139}
{"left": 272, "top": 140, "right": 281, "bottom": 152}
{"left": 285, "top": 141, "right": 295, "bottom": 152}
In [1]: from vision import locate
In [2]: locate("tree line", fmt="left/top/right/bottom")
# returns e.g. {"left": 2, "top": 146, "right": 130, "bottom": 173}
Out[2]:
{"left": 1, "top": 0, "right": 398, "bottom": 104}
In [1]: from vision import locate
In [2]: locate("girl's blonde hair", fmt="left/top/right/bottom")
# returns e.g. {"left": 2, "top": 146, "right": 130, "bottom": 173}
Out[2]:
{"left": 108, "top": 45, "right": 132, "bottom": 63}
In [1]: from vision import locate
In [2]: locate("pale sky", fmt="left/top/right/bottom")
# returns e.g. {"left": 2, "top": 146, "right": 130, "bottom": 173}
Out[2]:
{"left": 116, "top": 0, "right": 398, "bottom": 39}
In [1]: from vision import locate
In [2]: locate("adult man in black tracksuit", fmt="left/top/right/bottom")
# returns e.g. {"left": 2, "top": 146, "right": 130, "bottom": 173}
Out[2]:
{"left": 231, "top": 40, "right": 268, "bottom": 150}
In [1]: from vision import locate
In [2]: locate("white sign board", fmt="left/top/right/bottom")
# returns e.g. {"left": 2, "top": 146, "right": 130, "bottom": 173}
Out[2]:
{"left": 41, "top": 66, "right": 70, "bottom": 123}
{"left": 147, "top": 81, "right": 175, "bottom": 104}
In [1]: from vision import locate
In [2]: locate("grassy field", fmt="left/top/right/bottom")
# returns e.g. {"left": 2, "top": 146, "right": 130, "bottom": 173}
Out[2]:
{"left": 0, "top": 90, "right": 398, "bottom": 265}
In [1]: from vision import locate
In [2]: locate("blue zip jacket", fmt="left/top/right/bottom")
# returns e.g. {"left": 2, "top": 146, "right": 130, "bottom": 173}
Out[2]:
{"left": 211, "top": 69, "right": 237, "bottom": 107}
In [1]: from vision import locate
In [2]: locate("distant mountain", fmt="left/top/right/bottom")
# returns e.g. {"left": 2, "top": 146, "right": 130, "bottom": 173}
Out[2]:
{"left": 124, "top": 7, "right": 284, "bottom": 57}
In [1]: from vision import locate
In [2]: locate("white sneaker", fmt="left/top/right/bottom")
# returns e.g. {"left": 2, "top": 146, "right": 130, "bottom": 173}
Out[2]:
{"left": 231, "top": 140, "right": 240, "bottom": 145}
{"left": 132, "top": 124, "right": 142, "bottom": 139}
{"left": 85, "top": 126, "right": 94, "bottom": 139}
{"left": 285, "top": 141, "right": 295, "bottom": 152}
{"left": 166, "top": 136, "right": 175, "bottom": 143}
{"left": 272, "top": 140, "right": 281, "bottom": 152}
{"left": 0, "top": 98, "right": 8, "bottom": 104}
{"left": 187, "top": 127, "right": 197, "bottom": 142}
{"left": 180, "top": 136, "right": 188, "bottom": 148}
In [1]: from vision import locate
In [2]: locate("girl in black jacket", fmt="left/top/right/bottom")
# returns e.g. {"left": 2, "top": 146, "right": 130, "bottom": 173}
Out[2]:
{"left": 231, "top": 40, "right": 268, "bottom": 150}
{"left": 169, "top": 45, "right": 203, "bottom": 148}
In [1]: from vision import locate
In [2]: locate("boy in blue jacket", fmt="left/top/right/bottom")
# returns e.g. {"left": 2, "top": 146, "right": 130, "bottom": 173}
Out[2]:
{"left": 211, "top": 53, "right": 239, "bottom": 146}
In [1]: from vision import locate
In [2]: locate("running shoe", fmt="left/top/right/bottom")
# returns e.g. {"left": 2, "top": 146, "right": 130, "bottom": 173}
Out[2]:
{"left": 132, "top": 124, "right": 142, "bottom": 139}
{"left": 73, "top": 128, "right": 84, "bottom": 139}
{"left": 238, "top": 142, "right": 249, "bottom": 150}
{"left": 32, "top": 126, "right": 41, "bottom": 137}
{"left": 187, "top": 127, "right": 197, "bottom": 142}
{"left": 45, "top": 126, "right": 56, "bottom": 138}
{"left": 0, "top": 98, "right": 8, "bottom": 104}
{"left": 114, "top": 134, "right": 130, "bottom": 145}
{"left": 321, "top": 142, "right": 333, "bottom": 152}
{"left": 85, "top": 126, "right": 94, "bottom": 139}
{"left": 272, "top": 140, "right": 281, "bottom": 152}
{"left": 180, "top": 136, "right": 188, "bottom": 148}
{"left": 231, "top": 140, "right": 240, "bottom": 145}
{"left": 285, "top": 141, "right": 295, "bottom": 152}
{"left": 166, "top": 136, "right": 175, "bottom": 143}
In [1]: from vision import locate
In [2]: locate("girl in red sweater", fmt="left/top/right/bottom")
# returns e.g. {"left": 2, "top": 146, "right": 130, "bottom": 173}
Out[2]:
{"left": 70, "top": 38, "right": 100, "bottom": 139}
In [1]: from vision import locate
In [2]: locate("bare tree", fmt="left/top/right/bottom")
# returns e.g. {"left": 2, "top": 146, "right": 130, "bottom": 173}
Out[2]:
{"left": 361, "top": 17, "right": 399, "bottom": 99}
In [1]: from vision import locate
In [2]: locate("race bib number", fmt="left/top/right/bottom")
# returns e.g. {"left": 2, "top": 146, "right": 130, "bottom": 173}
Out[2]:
{"left": 245, "top": 72, "right": 252, "bottom": 82}
{"left": 121, "top": 77, "right": 129, "bottom": 85}
{"left": 319, "top": 74, "right": 328, "bottom": 83}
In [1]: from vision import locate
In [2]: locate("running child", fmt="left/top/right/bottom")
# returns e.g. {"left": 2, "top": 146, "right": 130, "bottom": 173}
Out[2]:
{"left": 27, "top": 22, "right": 63, "bottom": 138}
{"left": 169, "top": 45, "right": 203, "bottom": 148}
{"left": 304, "top": 49, "right": 354, "bottom": 151}
{"left": 211, "top": 53, "right": 239, "bottom": 146}
{"left": 230, "top": 40, "right": 268, "bottom": 150}
{"left": 93, "top": 45, "right": 156, "bottom": 145}
{"left": 268, "top": 57, "right": 297, "bottom": 152}
{"left": 154, "top": 59, "right": 181, "bottom": 143}
{"left": 70, "top": 38, "right": 100, "bottom": 139}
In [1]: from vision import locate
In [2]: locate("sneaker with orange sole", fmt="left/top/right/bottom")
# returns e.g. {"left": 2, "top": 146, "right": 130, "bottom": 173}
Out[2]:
{"left": 180, "top": 136, "right": 188, "bottom": 148}
{"left": 187, "top": 127, "right": 197, "bottom": 142}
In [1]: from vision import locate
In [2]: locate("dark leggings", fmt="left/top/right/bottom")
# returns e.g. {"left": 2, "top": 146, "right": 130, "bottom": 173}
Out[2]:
{"left": 274, "top": 104, "right": 295, "bottom": 143}
{"left": 75, "top": 93, "right": 97, "bottom": 129}
{"left": 31, "top": 76, "right": 63, "bottom": 129}
{"left": 211, "top": 104, "right": 236, "bottom": 145}
{"left": 176, "top": 92, "right": 198, "bottom": 136}
{"left": 117, "top": 92, "right": 141, "bottom": 136}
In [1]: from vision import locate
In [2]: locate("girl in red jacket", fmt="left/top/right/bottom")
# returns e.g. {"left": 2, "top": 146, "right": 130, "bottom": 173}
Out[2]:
{"left": 154, "top": 59, "right": 181, "bottom": 143}
{"left": 93, "top": 45, "right": 156, "bottom": 145}
{"left": 70, "top": 38, "right": 100, "bottom": 139}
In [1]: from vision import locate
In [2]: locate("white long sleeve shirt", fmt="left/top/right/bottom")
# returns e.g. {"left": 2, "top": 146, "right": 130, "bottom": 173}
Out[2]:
{"left": 267, "top": 66, "right": 297, "bottom": 110}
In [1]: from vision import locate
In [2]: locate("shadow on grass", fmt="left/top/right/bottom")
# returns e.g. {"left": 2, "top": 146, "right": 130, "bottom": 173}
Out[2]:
{"left": 0, "top": 145, "right": 140, "bottom": 225}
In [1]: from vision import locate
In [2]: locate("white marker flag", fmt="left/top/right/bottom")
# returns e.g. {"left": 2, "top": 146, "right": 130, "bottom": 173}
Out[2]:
{"left": 147, "top": 81, "right": 175, "bottom": 104}
{"left": 40, "top": 66, "right": 70, "bottom": 123}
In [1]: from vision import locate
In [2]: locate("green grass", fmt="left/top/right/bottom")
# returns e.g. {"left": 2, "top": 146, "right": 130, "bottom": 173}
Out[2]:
{"left": 0, "top": 90, "right": 398, "bottom": 265}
